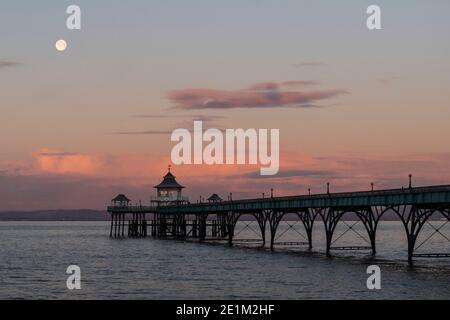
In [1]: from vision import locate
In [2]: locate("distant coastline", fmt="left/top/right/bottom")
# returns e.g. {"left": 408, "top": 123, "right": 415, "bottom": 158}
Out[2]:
{"left": 0, "top": 209, "right": 109, "bottom": 221}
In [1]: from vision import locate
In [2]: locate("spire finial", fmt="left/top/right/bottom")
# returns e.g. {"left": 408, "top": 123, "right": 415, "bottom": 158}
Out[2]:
{"left": 168, "top": 164, "right": 172, "bottom": 173}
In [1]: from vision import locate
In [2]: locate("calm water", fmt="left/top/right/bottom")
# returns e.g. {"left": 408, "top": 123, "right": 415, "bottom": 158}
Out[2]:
{"left": 1, "top": 221, "right": 450, "bottom": 299}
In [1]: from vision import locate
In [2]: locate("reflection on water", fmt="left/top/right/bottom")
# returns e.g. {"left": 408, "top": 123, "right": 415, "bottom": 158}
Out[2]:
{"left": 0, "top": 221, "right": 450, "bottom": 299}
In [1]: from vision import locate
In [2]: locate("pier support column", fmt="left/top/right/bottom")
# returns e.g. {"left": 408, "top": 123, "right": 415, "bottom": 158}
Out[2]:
{"left": 192, "top": 219, "right": 198, "bottom": 238}
{"left": 115, "top": 213, "right": 119, "bottom": 238}
{"left": 156, "top": 213, "right": 162, "bottom": 237}
{"left": 395, "top": 205, "right": 436, "bottom": 264}
{"left": 134, "top": 213, "right": 138, "bottom": 237}
{"left": 298, "top": 209, "right": 318, "bottom": 251}
{"left": 226, "top": 211, "right": 238, "bottom": 247}
{"left": 139, "top": 213, "right": 143, "bottom": 237}
{"left": 198, "top": 214, "right": 207, "bottom": 242}
{"left": 127, "top": 215, "right": 131, "bottom": 237}
{"left": 320, "top": 208, "right": 344, "bottom": 257}
{"left": 218, "top": 213, "right": 228, "bottom": 238}
{"left": 118, "top": 213, "right": 121, "bottom": 237}
{"left": 143, "top": 213, "right": 147, "bottom": 237}
{"left": 110, "top": 213, "right": 114, "bottom": 237}
{"left": 173, "top": 214, "right": 184, "bottom": 240}
{"left": 255, "top": 211, "right": 268, "bottom": 247}
{"left": 160, "top": 216, "right": 167, "bottom": 237}
{"left": 181, "top": 215, "right": 186, "bottom": 239}
{"left": 138, "top": 213, "right": 141, "bottom": 237}
{"left": 227, "top": 222, "right": 234, "bottom": 247}
{"left": 114, "top": 213, "right": 119, "bottom": 237}
{"left": 212, "top": 220, "right": 217, "bottom": 237}
{"left": 129, "top": 213, "right": 134, "bottom": 237}
{"left": 121, "top": 213, "right": 125, "bottom": 237}
{"left": 152, "top": 215, "right": 157, "bottom": 237}
{"left": 267, "top": 210, "right": 284, "bottom": 251}
{"left": 356, "top": 207, "right": 378, "bottom": 255}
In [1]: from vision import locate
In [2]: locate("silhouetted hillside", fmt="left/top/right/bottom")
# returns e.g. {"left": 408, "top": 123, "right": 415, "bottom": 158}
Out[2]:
{"left": 0, "top": 210, "right": 109, "bottom": 221}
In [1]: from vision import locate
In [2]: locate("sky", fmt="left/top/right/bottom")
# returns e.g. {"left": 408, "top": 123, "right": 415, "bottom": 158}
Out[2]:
{"left": 1, "top": 0, "right": 450, "bottom": 210}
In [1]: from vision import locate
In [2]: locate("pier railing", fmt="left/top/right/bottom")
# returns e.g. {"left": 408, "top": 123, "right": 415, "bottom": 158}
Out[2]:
{"left": 156, "top": 185, "right": 450, "bottom": 214}
{"left": 107, "top": 205, "right": 158, "bottom": 213}
{"left": 108, "top": 185, "right": 450, "bottom": 214}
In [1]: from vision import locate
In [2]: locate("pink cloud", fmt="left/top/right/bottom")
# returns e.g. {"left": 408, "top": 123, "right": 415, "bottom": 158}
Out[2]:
{"left": 168, "top": 81, "right": 348, "bottom": 110}
{"left": 0, "top": 60, "right": 20, "bottom": 68}
{"left": 35, "top": 148, "right": 105, "bottom": 175}
{"left": 248, "top": 80, "right": 318, "bottom": 91}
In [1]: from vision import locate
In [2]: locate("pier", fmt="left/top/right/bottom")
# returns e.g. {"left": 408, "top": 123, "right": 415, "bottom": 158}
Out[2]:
{"left": 107, "top": 169, "right": 450, "bottom": 264}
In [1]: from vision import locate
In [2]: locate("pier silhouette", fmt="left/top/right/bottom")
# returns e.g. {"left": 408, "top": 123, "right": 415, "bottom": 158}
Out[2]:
{"left": 108, "top": 169, "right": 450, "bottom": 264}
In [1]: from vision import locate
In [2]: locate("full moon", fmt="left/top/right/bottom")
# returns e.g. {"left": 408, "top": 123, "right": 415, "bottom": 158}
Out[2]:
{"left": 55, "top": 39, "right": 67, "bottom": 52}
